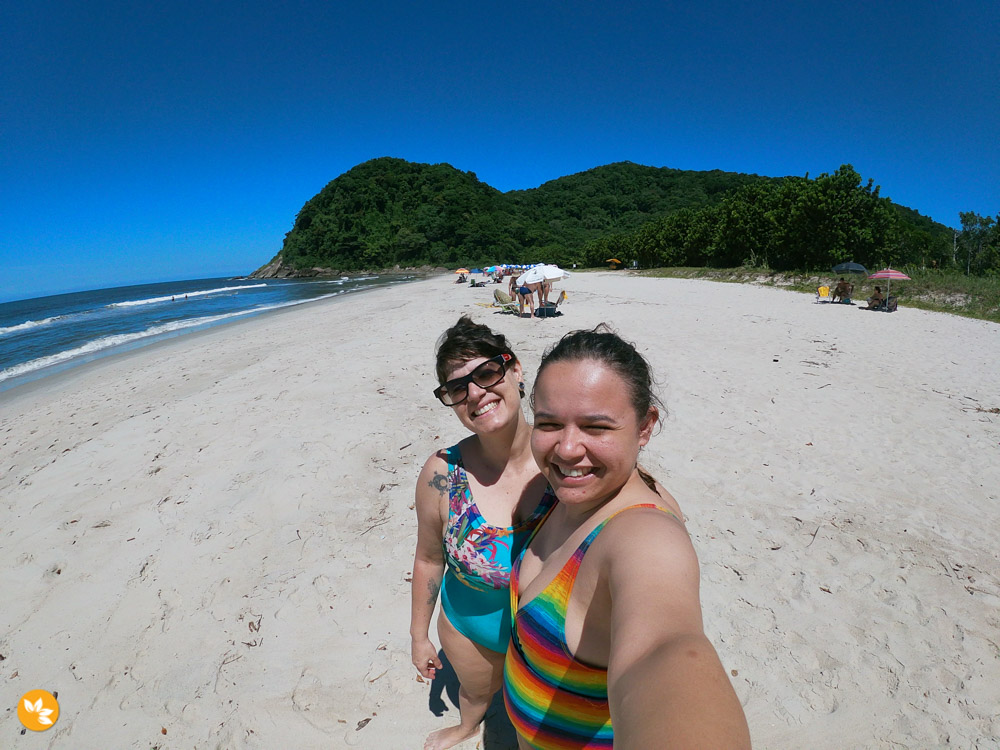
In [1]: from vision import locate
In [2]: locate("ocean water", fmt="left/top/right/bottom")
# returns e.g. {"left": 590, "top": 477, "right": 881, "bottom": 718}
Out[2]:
{"left": 0, "top": 274, "right": 419, "bottom": 392}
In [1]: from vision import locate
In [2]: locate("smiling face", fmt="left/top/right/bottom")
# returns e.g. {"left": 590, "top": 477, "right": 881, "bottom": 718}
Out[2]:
{"left": 531, "top": 359, "right": 656, "bottom": 511}
{"left": 443, "top": 355, "right": 524, "bottom": 435}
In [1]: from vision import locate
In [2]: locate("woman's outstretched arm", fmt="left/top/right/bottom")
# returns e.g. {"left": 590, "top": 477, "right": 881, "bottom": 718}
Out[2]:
{"left": 606, "top": 510, "right": 751, "bottom": 749}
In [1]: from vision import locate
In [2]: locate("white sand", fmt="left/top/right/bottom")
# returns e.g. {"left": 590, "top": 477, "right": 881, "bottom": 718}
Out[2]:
{"left": 1, "top": 273, "right": 998, "bottom": 748}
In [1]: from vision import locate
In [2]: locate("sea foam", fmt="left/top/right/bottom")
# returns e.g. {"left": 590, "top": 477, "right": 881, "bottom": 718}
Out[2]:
{"left": 109, "top": 284, "right": 268, "bottom": 307}
{"left": 0, "top": 315, "right": 66, "bottom": 338}
{"left": 0, "top": 292, "right": 341, "bottom": 385}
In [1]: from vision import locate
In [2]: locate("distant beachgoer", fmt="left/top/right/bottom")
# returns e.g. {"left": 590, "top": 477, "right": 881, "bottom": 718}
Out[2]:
{"left": 539, "top": 278, "right": 552, "bottom": 307}
{"left": 504, "top": 326, "right": 751, "bottom": 749}
{"left": 516, "top": 284, "right": 536, "bottom": 319}
{"left": 863, "top": 286, "right": 884, "bottom": 310}
{"left": 410, "top": 317, "right": 555, "bottom": 749}
{"left": 832, "top": 278, "right": 851, "bottom": 303}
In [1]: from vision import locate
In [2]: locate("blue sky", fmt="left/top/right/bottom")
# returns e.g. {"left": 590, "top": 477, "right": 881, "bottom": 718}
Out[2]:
{"left": 2, "top": 0, "right": 997, "bottom": 302}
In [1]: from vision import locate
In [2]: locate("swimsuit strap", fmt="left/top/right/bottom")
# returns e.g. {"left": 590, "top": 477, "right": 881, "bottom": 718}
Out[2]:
{"left": 442, "top": 444, "right": 464, "bottom": 487}
{"left": 513, "top": 503, "right": 677, "bottom": 612}
{"left": 547, "top": 503, "right": 672, "bottom": 610}
{"left": 442, "top": 445, "right": 482, "bottom": 549}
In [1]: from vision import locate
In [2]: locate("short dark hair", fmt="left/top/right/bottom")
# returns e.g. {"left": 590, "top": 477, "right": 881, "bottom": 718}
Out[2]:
{"left": 435, "top": 316, "right": 517, "bottom": 384}
{"left": 533, "top": 324, "right": 663, "bottom": 422}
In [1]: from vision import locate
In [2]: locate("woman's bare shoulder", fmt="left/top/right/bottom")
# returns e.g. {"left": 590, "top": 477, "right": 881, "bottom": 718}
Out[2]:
{"left": 651, "top": 485, "right": 685, "bottom": 522}
{"left": 418, "top": 449, "right": 448, "bottom": 474}
{"left": 596, "top": 503, "right": 697, "bottom": 575}
{"left": 415, "top": 447, "right": 454, "bottom": 500}
{"left": 606, "top": 503, "right": 688, "bottom": 537}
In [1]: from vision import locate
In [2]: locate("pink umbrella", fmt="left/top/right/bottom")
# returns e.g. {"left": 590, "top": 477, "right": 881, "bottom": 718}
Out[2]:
{"left": 867, "top": 268, "right": 911, "bottom": 309}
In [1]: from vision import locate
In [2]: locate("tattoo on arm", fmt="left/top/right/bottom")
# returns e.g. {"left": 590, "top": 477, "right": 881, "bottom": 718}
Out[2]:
{"left": 428, "top": 472, "right": 449, "bottom": 497}
{"left": 425, "top": 579, "right": 440, "bottom": 606}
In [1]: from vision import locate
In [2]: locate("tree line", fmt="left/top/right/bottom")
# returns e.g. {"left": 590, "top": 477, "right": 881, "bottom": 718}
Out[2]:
{"left": 588, "top": 166, "right": 997, "bottom": 276}
{"left": 256, "top": 158, "right": 994, "bottom": 278}
{"left": 958, "top": 211, "right": 999, "bottom": 276}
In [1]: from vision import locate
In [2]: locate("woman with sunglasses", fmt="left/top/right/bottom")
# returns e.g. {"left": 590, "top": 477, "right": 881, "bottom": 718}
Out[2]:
{"left": 410, "top": 316, "right": 556, "bottom": 750}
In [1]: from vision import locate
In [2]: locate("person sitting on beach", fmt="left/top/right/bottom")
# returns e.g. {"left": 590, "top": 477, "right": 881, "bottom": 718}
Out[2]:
{"left": 504, "top": 326, "right": 751, "bottom": 750}
{"left": 410, "top": 317, "right": 556, "bottom": 750}
{"left": 863, "top": 286, "right": 885, "bottom": 310}
{"left": 832, "top": 278, "right": 852, "bottom": 303}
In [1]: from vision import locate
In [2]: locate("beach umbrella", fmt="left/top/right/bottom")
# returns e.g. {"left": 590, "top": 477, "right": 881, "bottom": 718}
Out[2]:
{"left": 516, "top": 267, "right": 547, "bottom": 285}
{"left": 832, "top": 261, "right": 868, "bottom": 276}
{"left": 868, "top": 268, "right": 910, "bottom": 280}
{"left": 539, "top": 265, "right": 569, "bottom": 281}
{"left": 868, "top": 268, "right": 911, "bottom": 308}
{"left": 605, "top": 258, "right": 621, "bottom": 263}
{"left": 454, "top": 268, "right": 469, "bottom": 274}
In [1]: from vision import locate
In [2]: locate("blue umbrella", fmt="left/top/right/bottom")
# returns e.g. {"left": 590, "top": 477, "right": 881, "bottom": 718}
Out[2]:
{"left": 832, "top": 262, "right": 868, "bottom": 275}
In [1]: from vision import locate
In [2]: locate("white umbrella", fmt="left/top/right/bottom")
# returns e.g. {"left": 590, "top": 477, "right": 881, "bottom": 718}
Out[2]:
{"left": 539, "top": 265, "right": 569, "bottom": 280}
{"left": 516, "top": 267, "right": 547, "bottom": 285}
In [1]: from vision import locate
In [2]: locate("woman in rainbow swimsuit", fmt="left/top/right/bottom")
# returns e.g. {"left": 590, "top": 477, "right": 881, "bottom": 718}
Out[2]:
{"left": 410, "top": 316, "right": 556, "bottom": 749}
{"left": 504, "top": 326, "right": 751, "bottom": 749}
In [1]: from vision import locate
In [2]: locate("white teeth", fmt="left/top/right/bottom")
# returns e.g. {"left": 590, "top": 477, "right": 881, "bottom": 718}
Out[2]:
{"left": 560, "top": 467, "right": 590, "bottom": 477}
{"left": 473, "top": 401, "right": 499, "bottom": 417}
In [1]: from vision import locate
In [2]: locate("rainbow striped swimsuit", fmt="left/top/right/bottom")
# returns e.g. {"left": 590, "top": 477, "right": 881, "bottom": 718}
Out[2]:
{"left": 503, "top": 503, "right": 674, "bottom": 749}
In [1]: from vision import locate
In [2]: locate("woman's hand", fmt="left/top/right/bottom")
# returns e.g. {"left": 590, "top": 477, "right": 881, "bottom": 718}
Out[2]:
{"left": 411, "top": 636, "right": 442, "bottom": 679}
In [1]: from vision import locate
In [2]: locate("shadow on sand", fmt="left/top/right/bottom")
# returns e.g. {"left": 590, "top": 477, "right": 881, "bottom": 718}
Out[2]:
{"left": 427, "top": 649, "right": 518, "bottom": 749}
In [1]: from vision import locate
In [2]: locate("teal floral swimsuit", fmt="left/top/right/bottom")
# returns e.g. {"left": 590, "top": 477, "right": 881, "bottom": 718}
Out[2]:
{"left": 439, "top": 445, "right": 556, "bottom": 652}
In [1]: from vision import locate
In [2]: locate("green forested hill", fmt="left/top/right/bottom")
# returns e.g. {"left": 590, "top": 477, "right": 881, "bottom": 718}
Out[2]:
{"left": 253, "top": 157, "right": 960, "bottom": 276}
{"left": 501, "top": 162, "right": 774, "bottom": 255}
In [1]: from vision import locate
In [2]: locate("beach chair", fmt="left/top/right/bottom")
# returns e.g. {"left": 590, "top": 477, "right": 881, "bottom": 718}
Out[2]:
{"left": 816, "top": 286, "right": 832, "bottom": 303}
{"left": 493, "top": 289, "right": 520, "bottom": 315}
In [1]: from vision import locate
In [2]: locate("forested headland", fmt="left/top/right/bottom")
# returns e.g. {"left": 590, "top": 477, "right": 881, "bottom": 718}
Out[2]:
{"left": 252, "top": 157, "right": 996, "bottom": 280}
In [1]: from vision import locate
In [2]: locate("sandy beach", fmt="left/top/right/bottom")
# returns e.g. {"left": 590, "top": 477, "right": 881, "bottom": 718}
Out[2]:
{"left": 2, "top": 272, "right": 998, "bottom": 748}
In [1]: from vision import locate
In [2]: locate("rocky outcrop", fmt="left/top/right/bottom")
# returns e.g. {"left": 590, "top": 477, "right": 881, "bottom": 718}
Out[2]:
{"left": 250, "top": 256, "right": 340, "bottom": 279}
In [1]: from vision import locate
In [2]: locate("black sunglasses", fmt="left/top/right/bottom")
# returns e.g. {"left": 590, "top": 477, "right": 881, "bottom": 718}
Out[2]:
{"left": 434, "top": 353, "right": 513, "bottom": 406}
